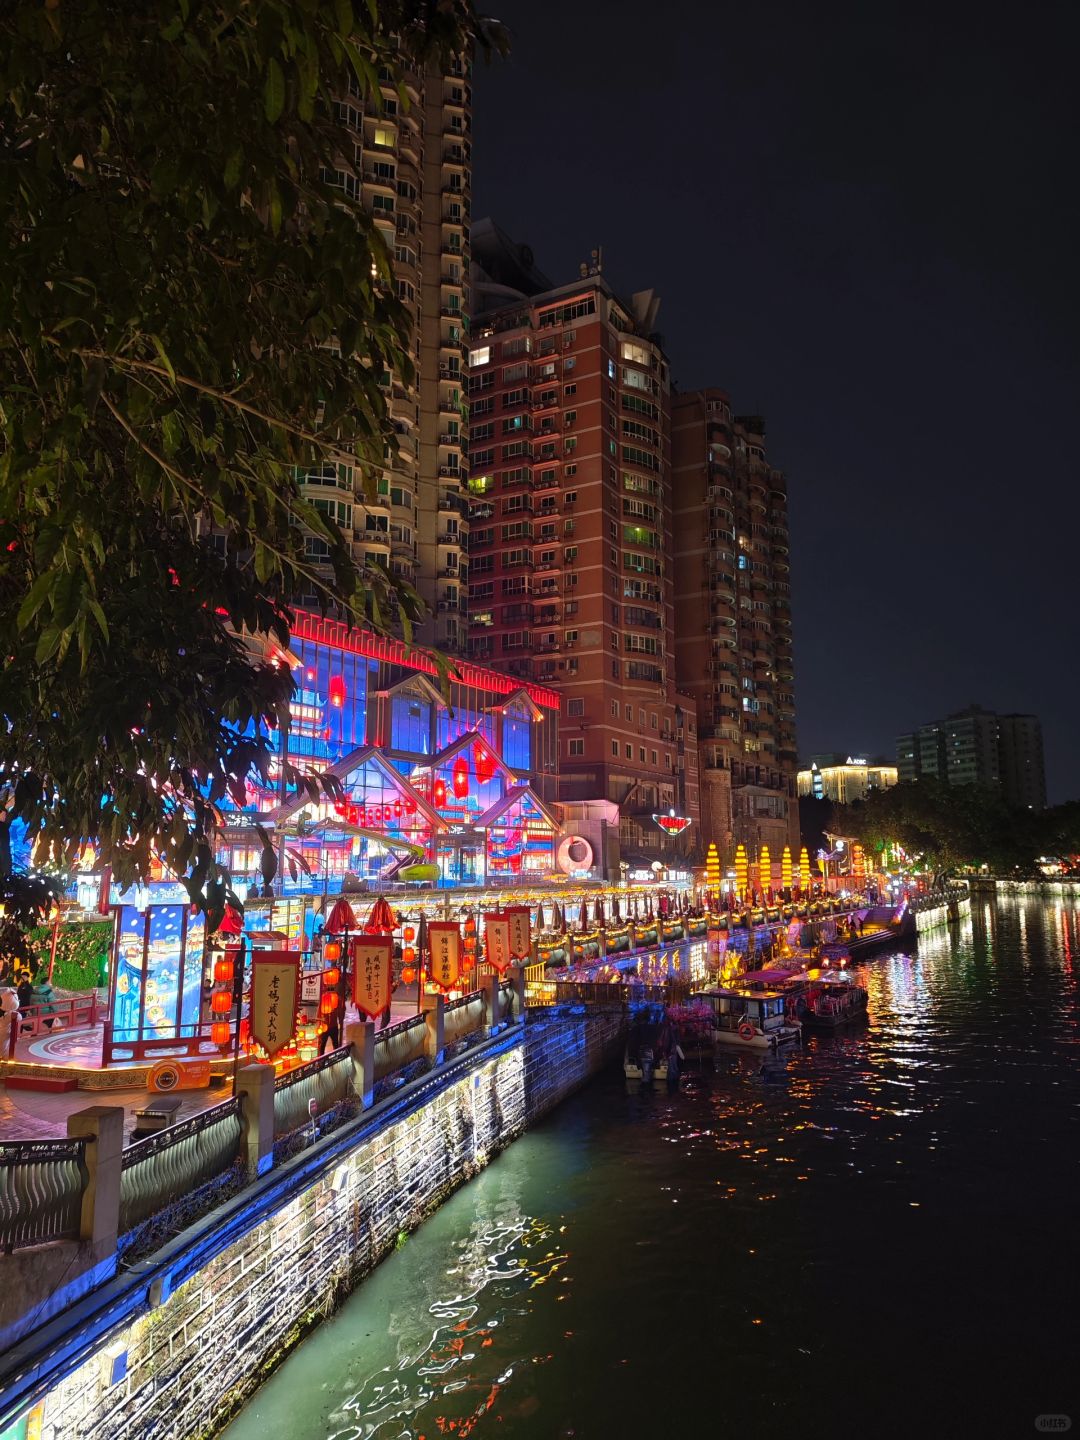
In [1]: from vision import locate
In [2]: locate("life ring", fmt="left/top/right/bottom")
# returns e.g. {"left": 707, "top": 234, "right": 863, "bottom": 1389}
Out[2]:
{"left": 738, "top": 1022, "right": 756, "bottom": 1041}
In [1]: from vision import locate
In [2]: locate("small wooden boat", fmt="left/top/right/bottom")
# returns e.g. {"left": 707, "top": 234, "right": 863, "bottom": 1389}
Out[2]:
{"left": 799, "top": 972, "right": 869, "bottom": 1030}
{"left": 695, "top": 987, "right": 801, "bottom": 1049}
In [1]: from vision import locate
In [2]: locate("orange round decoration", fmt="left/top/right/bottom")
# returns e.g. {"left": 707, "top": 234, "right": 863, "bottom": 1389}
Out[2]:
{"left": 211, "top": 1021, "right": 231, "bottom": 1045}
{"left": 324, "top": 965, "right": 341, "bottom": 987}
{"left": 324, "top": 940, "right": 342, "bottom": 962}
{"left": 401, "top": 966, "right": 417, "bottom": 985}
{"left": 404, "top": 926, "right": 416, "bottom": 943}
{"left": 320, "top": 991, "right": 340, "bottom": 1015}
{"left": 402, "top": 946, "right": 416, "bottom": 965}
{"left": 210, "top": 990, "right": 232, "bottom": 1014}
{"left": 213, "top": 957, "right": 234, "bottom": 983}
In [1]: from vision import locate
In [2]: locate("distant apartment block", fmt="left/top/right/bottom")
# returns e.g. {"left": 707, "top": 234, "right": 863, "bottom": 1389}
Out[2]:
{"left": 896, "top": 705, "right": 1046, "bottom": 809}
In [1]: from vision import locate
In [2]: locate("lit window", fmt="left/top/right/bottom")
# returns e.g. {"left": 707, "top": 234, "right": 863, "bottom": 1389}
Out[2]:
{"left": 470, "top": 346, "right": 491, "bottom": 367}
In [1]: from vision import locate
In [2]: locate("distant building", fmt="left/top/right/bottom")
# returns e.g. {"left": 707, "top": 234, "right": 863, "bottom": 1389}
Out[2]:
{"left": 797, "top": 754, "right": 898, "bottom": 804}
{"left": 896, "top": 705, "right": 1046, "bottom": 809}
{"left": 671, "top": 389, "right": 798, "bottom": 863}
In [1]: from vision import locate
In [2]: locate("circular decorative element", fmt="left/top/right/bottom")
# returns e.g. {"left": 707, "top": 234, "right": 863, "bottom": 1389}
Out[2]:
{"left": 556, "top": 835, "right": 594, "bottom": 874}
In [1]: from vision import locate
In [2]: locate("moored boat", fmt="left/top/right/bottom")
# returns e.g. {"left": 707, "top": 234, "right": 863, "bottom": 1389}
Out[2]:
{"left": 799, "top": 971, "right": 869, "bottom": 1029}
{"left": 695, "top": 987, "right": 801, "bottom": 1049}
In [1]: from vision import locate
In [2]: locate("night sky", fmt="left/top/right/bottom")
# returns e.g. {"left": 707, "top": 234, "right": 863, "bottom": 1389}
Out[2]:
{"left": 471, "top": 0, "right": 1080, "bottom": 801}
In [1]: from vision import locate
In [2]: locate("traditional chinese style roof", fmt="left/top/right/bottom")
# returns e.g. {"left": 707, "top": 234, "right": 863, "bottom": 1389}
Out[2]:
{"left": 475, "top": 784, "right": 559, "bottom": 831}
{"left": 423, "top": 730, "right": 518, "bottom": 785}
{"left": 269, "top": 745, "right": 443, "bottom": 828}
{"left": 374, "top": 673, "right": 448, "bottom": 707}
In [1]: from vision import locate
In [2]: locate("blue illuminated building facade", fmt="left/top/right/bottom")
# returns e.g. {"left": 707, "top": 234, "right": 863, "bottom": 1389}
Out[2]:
{"left": 218, "top": 613, "right": 562, "bottom": 892}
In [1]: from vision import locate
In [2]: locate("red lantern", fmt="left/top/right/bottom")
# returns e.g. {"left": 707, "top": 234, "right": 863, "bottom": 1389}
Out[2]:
{"left": 402, "top": 946, "right": 416, "bottom": 965}
{"left": 211, "top": 990, "right": 232, "bottom": 1014}
{"left": 401, "top": 965, "right": 417, "bottom": 985}
{"left": 433, "top": 778, "right": 448, "bottom": 808}
{"left": 464, "top": 914, "right": 476, "bottom": 933}
{"left": 324, "top": 965, "right": 341, "bottom": 987}
{"left": 452, "top": 757, "right": 469, "bottom": 799}
{"left": 213, "top": 957, "right": 234, "bottom": 984}
{"left": 320, "top": 991, "right": 340, "bottom": 1015}
{"left": 328, "top": 675, "right": 346, "bottom": 709}
{"left": 324, "top": 940, "right": 342, "bottom": 963}
{"left": 475, "top": 744, "right": 496, "bottom": 785}
{"left": 393, "top": 800, "right": 403, "bottom": 819}
{"left": 211, "top": 1021, "right": 231, "bottom": 1045}
{"left": 403, "top": 925, "right": 416, "bottom": 943}
{"left": 405, "top": 798, "right": 417, "bottom": 815}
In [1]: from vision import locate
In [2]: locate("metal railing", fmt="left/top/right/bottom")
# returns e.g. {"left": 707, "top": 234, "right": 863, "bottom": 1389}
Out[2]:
{"left": 444, "top": 993, "right": 485, "bottom": 1047}
{"left": 372, "top": 1012, "right": 428, "bottom": 1081}
{"left": 119, "top": 1099, "right": 242, "bottom": 1235}
{"left": 6, "top": 993, "right": 101, "bottom": 1055}
{"left": 0, "top": 1138, "right": 87, "bottom": 1252}
{"left": 272, "top": 1047, "right": 354, "bottom": 1139}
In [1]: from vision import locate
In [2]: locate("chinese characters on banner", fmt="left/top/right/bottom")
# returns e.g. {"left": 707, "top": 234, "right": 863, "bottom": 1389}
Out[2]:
{"left": 352, "top": 936, "right": 393, "bottom": 1019}
{"left": 250, "top": 952, "right": 301, "bottom": 1057}
{"left": 505, "top": 907, "right": 532, "bottom": 960}
{"left": 483, "top": 914, "right": 512, "bottom": 973}
{"left": 428, "top": 922, "right": 461, "bottom": 990}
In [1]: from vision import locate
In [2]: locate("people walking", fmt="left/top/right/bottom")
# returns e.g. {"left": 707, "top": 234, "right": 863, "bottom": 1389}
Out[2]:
{"left": 31, "top": 971, "right": 59, "bottom": 1030}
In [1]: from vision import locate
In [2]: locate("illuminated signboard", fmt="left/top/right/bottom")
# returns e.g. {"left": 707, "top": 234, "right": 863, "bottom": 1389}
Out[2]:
{"left": 652, "top": 814, "right": 692, "bottom": 836}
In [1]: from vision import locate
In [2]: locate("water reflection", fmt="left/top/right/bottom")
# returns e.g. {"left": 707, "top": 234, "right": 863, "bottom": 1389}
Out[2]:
{"left": 224, "top": 896, "right": 1080, "bottom": 1440}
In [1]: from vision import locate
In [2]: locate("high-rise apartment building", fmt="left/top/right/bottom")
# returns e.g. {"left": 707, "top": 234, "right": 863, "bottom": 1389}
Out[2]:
{"left": 897, "top": 705, "right": 1046, "bottom": 808}
{"left": 466, "top": 224, "right": 700, "bottom": 878}
{"left": 671, "top": 389, "right": 798, "bottom": 861}
{"left": 299, "top": 54, "right": 472, "bottom": 653}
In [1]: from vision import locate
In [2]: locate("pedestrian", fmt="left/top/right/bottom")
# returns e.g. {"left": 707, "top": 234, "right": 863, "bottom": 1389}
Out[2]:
{"left": 16, "top": 971, "right": 34, "bottom": 1032}
{"left": 31, "top": 971, "right": 60, "bottom": 1030}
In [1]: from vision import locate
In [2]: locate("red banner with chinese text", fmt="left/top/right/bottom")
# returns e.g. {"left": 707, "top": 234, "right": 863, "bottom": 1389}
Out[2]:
{"left": 504, "top": 906, "right": 532, "bottom": 960}
{"left": 483, "top": 914, "right": 512, "bottom": 972}
{"left": 249, "top": 951, "right": 301, "bottom": 1057}
{"left": 352, "top": 936, "right": 393, "bottom": 1019}
{"left": 427, "top": 922, "right": 462, "bottom": 990}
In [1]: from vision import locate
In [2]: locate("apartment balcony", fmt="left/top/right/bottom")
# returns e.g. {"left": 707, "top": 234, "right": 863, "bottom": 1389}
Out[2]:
{"left": 437, "top": 465, "right": 462, "bottom": 480}
{"left": 437, "top": 531, "right": 463, "bottom": 546}
{"left": 436, "top": 598, "right": 461, "bottom": 613}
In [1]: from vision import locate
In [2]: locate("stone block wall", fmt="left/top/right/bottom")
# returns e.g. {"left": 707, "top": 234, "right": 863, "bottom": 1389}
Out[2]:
{"left": 12, "top": 1008, "right": 624, "bottom": 1440}
{"left": 30, "top": 1039, "right": 527, "bottom": 1440}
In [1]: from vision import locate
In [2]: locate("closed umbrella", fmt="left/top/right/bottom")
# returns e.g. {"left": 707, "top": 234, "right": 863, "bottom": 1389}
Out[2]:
{"left": 326, "top": 897, "right": 358, "bottom": 934}
{"left": 366, "top": 896, "right": 396, "bottom": 934}
{"left": 578, "top": 900, "right": 589, "bottom": 933}
{"left": 594, "top": 897, "right": 605, "bottom": 927}
{"left": 612, "top": 896, "right": 621, "bottom": 924}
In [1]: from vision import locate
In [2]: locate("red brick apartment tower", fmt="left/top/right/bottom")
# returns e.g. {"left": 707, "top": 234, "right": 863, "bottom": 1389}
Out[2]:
{"left": 671, "top": 389, "right": 797, "bottom": 864}
{"left": 466, "top": 224, "right": 699, "bottom": 879}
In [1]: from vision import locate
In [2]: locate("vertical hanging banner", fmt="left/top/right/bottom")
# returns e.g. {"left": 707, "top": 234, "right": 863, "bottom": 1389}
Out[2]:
{"left": 484, "top": 913, "right": 512, "bottom": 973}
{"left": 505, "top": 906, "right": 532, "bottom": 960}
{"left": 428, "top": 922, "right": 462, "bottom": 990}
{"left": 352, "top": 935, "right": 393, "bottom": 1019}
{"left": 249, "top": 951, "right": 301, "bottom": 1057}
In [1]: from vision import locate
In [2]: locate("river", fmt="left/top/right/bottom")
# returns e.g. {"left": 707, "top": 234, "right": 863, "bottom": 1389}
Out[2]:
{"left": 222, "top": 896, "right": 1080, "bottom": 1439}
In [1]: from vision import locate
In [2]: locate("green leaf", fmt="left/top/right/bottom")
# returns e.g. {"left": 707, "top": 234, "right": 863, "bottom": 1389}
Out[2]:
{"left": 264, "top": 58, "right": 285, "bottom": 123}
{"left": 87, "top": 599, "right": 109, "bottom": 642}
{"left": 17, "top": 571, "right": 57, "bottom": 630}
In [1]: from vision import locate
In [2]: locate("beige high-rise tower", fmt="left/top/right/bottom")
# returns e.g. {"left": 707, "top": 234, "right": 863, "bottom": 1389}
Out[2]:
{"left": 298, "top": 54, "right": 471, "bottom": 653}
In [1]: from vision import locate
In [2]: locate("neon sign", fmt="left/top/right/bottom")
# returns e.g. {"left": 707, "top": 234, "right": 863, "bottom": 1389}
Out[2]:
{"left": 653, "top": 814, "right": 692, "bottom": 836}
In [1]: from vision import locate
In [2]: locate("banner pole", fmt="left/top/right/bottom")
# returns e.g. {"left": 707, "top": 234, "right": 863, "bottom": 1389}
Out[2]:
{"left": 231, "top": 936, "right": 248, "bottom": 1099}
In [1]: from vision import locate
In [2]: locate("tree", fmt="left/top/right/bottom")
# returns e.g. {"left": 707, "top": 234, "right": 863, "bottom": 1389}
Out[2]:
{"left": 0, "top": 1, "right": 499, "bottom": 928}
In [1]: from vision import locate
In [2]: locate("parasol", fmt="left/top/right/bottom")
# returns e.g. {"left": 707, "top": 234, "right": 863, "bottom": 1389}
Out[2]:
{"left": 594, "top": 897, "right": 605, "bottom": 927}
{"left": 326, "top": 897, "right": 358, "bottom": 934}
{"left": 365, "top": 896, "right": 396, "bottom": 934}
{"left": 612, "top": 896, "right": 621, "bottom": 923}
{"left": 578, "top": 900, "right": 589, "bottom": 933}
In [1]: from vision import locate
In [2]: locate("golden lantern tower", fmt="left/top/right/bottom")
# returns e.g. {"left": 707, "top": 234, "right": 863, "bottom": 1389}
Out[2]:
{"left": 781, "top": 845, "right": 793, "bottom": 893}
{"left": 734, "top": 843, "right": 748, "bottom": 903}
{"left": 759, "top": 843, "right": 772, "bottom": 899}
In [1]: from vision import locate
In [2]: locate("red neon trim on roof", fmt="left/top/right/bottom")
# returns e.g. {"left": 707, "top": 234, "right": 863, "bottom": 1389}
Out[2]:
{"left": 289, "top": 610, "right": 561, "bottom": 711}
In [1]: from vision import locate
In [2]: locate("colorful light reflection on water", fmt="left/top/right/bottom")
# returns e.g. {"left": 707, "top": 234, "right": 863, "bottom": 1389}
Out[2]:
{"left": 222, "top": 897, "right": 1080, "bottom": 1440}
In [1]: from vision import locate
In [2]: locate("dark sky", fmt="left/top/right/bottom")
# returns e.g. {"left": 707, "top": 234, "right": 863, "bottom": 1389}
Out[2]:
{"left": 471, "top": 0, "right": 1080, "bottom": 802}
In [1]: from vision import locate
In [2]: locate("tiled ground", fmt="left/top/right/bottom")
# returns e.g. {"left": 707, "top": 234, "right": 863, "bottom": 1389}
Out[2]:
{"left": 0, "top": 996, "right": 422, "bottom": 1145}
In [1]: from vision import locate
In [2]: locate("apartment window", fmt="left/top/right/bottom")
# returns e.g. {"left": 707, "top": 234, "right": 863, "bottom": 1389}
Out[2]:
{"left": 564, "top": 491, "right": 577, "bottom": 506}
{"left": 665, "top": 753, "right": 672, "bottom": 769}
{"left": 639, "top": 710, "right": 646, "bottom": 729}
{"left": 567, "top": 697, "right": 585, "bottom": 717}
{"left": 564, "top": 546, "right": 578, "bottom": 563}
{"left": 470, "top": 346, "right": 491, "bottom": 367}
{"left": 611, "top": 740, "right": 619, "bottom": 757}
{"left": 625, "top": 744, "right": 633, "bottom": 759}
{"left": 651, "top": 749, "right": 658, "bottom": 765}
{"left": 610, "top": 700, "right": 620, "bottom": 718}
{"left": 639, "top": 747, "right": 646, "bottom": 763}
{"left": 569, "top": 739, "right": 585, "bottom": 757}
{"left": 651, "top": 713, "right": 658, "bottom": 730}
{"left": 565, "top": 464, "right": 577, "bottom": 477}
{"left": 564, "top": 383, "right": 577, "bottom": 397}
{"left": 621, "top": 340, "right": 651, "bottom": 367}
{"left": 610, "top": 632, "right": 619, "bottom": 651}
{"left": 565, "top": 629, "right": 579, "bottom": 643}
{"left": 625, "top": 704, "right": 633, "bottom": 721}
{"left": 565, "top": 410, "right": 577, "bottom": 428}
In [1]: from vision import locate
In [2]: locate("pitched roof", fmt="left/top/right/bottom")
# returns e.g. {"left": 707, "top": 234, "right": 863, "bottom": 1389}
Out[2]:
{"left": 269, "top": 745, "right": 443, "bottom": 829}
{"left": 423, "top": 730, "right": 518, "bottom": 785}
{"left": 475, "top": 784, "right": 559, "bottom": 830}
{"left": 485, "top": 687, "right": 544, "bottom": 720}
{"left": 375, "top": 673, "right": 447, "bottom": 707}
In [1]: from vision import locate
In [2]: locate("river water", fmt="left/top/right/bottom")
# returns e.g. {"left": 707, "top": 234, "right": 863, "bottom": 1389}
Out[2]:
{"left": 222, "top": 897, "right": 1080, "bottom": 1440}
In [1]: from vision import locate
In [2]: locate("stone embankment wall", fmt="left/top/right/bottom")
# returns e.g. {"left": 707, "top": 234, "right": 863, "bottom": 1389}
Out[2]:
{"left": 4, "top": 1007, "right": 623, "bottom": 1440}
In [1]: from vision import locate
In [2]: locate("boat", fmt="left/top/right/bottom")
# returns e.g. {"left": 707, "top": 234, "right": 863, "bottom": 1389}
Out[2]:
{"left": 694, "top": 987, "right": 801, "bottom": 1049}
{"left": 799, "top": 971, "right": 869, "bottom": 1030}
{"left": 624, "top": 1005, "right": 670, "bottom": 1087}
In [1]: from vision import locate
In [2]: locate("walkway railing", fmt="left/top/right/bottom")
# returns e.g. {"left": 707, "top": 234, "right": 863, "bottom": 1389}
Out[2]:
{"left": 6, "top": 993, "right": 101, "bottom": 1055}
{"left": 0, "top": 979, "right": 519, "bottom": 1255}
{"left": 0, "top": 1137, "right": 87, "bottom": 1252}
{"left": 119, "top": 1098, "right": 242, "bottom": 1236}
